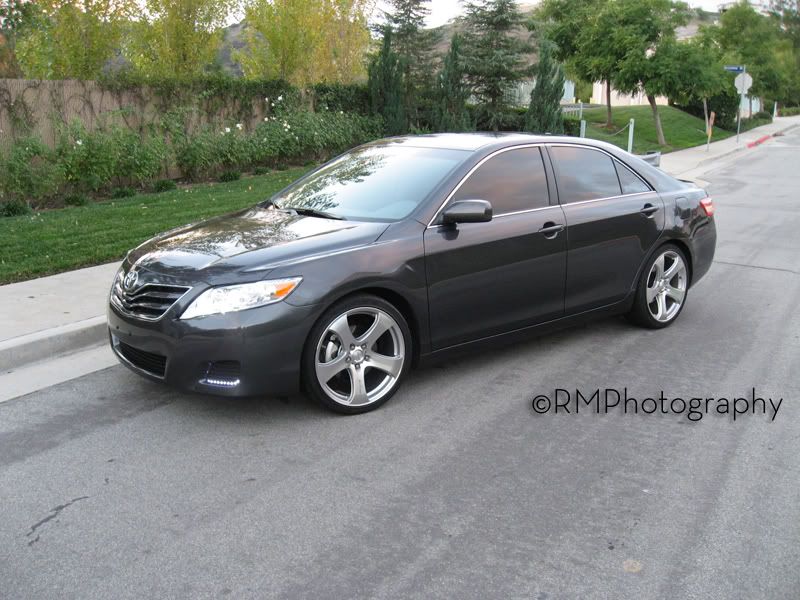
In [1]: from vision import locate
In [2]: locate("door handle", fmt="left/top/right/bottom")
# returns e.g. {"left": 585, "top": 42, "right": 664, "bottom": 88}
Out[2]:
{"left": 538, "top": 222, "right": 565, "bottom": 238}
{"left": 640, "top": 204, "right": 659, "bottom": 217}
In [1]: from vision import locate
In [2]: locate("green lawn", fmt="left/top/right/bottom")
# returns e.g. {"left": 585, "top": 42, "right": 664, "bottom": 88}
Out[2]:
{"left": 0, "top": 167, "right": 310, "bottom": 285}
{"left": 570, "top": 105, "right": 733, "bottom": 154}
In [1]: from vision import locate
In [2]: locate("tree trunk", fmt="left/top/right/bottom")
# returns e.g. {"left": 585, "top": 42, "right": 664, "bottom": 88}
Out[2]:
{"left": 605, "top": 80, "right": 613, "bottom": 128}
{"left": 648, "top": 94, "right": 666, "bottom": 147}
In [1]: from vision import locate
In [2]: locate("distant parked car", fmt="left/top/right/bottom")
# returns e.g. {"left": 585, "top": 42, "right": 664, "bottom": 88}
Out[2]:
{"left": 108, "top": 133, "right": 716, "bottom": 414}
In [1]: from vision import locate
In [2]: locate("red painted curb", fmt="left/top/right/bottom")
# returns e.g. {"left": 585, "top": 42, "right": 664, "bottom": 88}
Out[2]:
{"left": 747, "top": 135, "right": 771, "bottom": 149}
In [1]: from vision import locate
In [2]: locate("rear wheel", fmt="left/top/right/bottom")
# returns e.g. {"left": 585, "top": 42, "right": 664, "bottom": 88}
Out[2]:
{"left": 628, "top": 244, "right": 689, "bottom": 329}
{"left": 303, "top": 294, "right": 411, "bottom": 414}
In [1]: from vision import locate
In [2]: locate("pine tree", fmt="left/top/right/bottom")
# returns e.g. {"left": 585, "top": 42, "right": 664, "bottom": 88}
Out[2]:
{"left": 434, "top": 35, "right": 472, "bottom": 132}
{"left": 368, "top": 27, "right": 406, "bottom": 136}
{"left": 462, "top": 0, "right": 533, "bottom": 132}
{"left": 525, "top": 39, "right": 565, "bottom": 134}
{"left": 386, "top": 0, "right": 439, "bottom": 129}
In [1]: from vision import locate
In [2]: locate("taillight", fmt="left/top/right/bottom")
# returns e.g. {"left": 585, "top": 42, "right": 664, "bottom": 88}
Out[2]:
{"left": 700, "top": 197, "right": 715, "bottom": 217}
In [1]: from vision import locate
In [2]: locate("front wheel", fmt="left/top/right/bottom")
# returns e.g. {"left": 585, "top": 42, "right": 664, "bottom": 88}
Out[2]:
{"left": 628, "top": 244, "right": 689, "bottom": 329}
{"left": 302, "top": 294, "right": 412, "bottom": 414}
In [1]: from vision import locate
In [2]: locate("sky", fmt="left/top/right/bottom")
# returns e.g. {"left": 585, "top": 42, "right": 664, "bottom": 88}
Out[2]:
{"left": 375, "top": 0, "right": 728, "bottom": 28}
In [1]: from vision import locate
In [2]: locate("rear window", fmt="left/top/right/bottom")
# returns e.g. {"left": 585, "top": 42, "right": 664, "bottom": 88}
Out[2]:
{"left": 549, "top": 146, "right": 622, "bottom": 203}
{"left": 614, "top": 161, "right": 651, "bottom": 194}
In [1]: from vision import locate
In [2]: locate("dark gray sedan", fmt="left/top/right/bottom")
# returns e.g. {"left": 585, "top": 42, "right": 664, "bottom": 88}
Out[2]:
{"left": 108, "top": 133, "right": 716, "bottom": 413}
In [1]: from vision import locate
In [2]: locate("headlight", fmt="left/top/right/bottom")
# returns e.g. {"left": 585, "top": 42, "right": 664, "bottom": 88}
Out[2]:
{"left": 180, "top": 277, "right": 302, "bottom": 320}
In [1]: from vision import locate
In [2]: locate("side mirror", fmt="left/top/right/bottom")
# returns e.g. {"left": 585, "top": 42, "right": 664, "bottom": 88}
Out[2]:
{"left": 441, "top": 199, "right": 493, "bottom": 225}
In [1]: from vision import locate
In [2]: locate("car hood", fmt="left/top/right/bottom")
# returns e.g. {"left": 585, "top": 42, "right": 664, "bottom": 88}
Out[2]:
{"left": 127, "top": 206, "right": 390, "bottom": 278}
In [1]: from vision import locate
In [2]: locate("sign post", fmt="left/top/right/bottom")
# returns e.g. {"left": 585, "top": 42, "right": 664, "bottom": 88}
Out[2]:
{"left": 733, "top": 67, "right": 753, "bottom": 144}
{"left": 706, "top": 111, "right": 716, "bottom": 152}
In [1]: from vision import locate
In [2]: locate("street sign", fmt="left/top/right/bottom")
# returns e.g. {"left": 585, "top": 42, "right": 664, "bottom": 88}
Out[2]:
{"left": 735, "top": 72, "right": 753, "bottom": 94}
{"left": 725, "top": 65, "right": 745, "bottom": 73}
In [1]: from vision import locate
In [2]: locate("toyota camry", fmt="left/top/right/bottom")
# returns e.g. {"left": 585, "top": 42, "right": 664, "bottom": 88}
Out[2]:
{"left": 108, "top": 133, "right": 716, "bottom": 414}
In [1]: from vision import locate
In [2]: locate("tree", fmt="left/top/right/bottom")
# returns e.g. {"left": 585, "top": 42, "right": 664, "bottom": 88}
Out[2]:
{"left": 0, "top": 1, "right": 42, "bottom": 77}
{"left": 705, "top": 1, "right": 794, "bottom": 103}
{"left": 125, "top": 0, "right": 236, "bottom": 79}
{"left": 236, "top": 0, "right": 371, "bottom": 86}
{"left": 385, "top": 0, "right": 440, "bottom": 128}
{"left": 594, "top": 0, "right": 691, "bottom": 146}
{"left": 669, "top": 37, "right": 727, "bottom": 131}
{"left": 462, "top": 0, "right": 533, "bottom": 132}
{"left": 538, "top": 0, "right": 615, "bottom": 127}
{"left": 16, "top": 0, "right": 135, "bottom": 79}
{"left": 368, "top": 27, "right": 405, "bottom": 135}
{"left": 433, "top": 34, "right": 472, "bottom": 132}
{"left": 770, "top": 0, "right": 800, "bottom": 104}
{"left": 525, "top": 39, "right": 565, "bottom": 134}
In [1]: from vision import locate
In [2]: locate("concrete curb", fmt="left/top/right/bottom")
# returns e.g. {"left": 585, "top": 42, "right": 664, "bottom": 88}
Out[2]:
{"left": 0, "top": 315, "right": 107, "bottom": 373}
{"left": 691, "top": 121, "right": 800, "bottom": 170}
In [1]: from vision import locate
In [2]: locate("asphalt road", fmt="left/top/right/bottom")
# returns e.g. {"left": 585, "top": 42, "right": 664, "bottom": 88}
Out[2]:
{"left": 2, "top": 130, "right": 799, "bottom": 600}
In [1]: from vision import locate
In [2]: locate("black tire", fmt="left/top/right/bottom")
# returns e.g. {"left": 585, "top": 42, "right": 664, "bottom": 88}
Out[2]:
{"left": 628, "top": 243, "right": 690, "bottom": 329}
{"left": 302, "top": 294, "right": 412, "bottom": 414}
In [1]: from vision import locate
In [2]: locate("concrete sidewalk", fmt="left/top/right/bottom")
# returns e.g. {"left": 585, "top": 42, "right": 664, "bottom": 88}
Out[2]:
{"left": 660, "top": 115, "right": 800, "bottom": 179}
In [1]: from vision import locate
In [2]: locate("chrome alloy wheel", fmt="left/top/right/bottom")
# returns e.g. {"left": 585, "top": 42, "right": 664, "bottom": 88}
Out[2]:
{"left": 314, "top": 307, "right": 406, "bottom": 407}
{"left": 646, "top": 250, "right": 687, "bottom": 323}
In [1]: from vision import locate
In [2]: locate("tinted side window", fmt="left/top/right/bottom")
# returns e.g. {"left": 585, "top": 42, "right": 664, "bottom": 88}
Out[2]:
{"left": 550, "top": 146, "right": 622, "bottom": 203}
{"left": 452, "top": 147, "right": 549, "bottom": 214}
{"left": 615, "top": 161, "right": 651, "bottom": 195}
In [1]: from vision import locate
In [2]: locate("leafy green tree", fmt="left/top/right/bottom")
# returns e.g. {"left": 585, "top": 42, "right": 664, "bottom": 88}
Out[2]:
{"left": 433, "top": 34, "right": 472, "bottom": 132}
{"left": 368, "top": 27, "right": 406, "bottom": 136}
{"left": 125, "top": 0, "right": 236, "bottom": 79}
{"left": 537, "top": 0, "right": 615, "bottom": 127}
{"left": 236, "top": 0, "right": 371, "bottom": 85}
{"left": 704, "top": 1, "right": 794, "bottom": 103}
{"left": 770, "top": 0, "right": 800, "bottom": 104}
{"left": 386, "top": 0, "right": 440, "bottom": 128}
{"left": 462, "top": 0, "right": 533, "bottom": 132}
{"left": 525, "top": 39, "right": 565, "bottom": 134}
{"left": 0, "top": 1, "right": 42, "bottom": 76}
{"left": 16, "top": 0, "right": 135, "bottom": 79}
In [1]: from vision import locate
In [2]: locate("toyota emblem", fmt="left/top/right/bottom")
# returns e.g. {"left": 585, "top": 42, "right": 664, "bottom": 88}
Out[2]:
{"left": 123, "top": 269, "right": 139, "bottom": 291}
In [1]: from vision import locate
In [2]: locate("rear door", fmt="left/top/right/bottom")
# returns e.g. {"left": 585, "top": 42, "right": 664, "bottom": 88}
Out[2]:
{"left": 547, "top": 144, "right": 664, "bottom": 314}
{"left": 424, "top": 146, "right": 567, "bottom": 350}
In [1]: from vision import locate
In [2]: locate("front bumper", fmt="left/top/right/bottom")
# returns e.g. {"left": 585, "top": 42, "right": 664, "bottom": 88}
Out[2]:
{"left": 108, "top": 300, "right": 322, "bottom": 397}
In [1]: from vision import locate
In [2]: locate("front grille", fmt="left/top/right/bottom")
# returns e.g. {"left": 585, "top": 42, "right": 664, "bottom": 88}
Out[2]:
{"left": 116, "top": 341, "right": 167, "bottom": 378}
{"left": 111, "top": 274, "right": 190, "bottom": 321}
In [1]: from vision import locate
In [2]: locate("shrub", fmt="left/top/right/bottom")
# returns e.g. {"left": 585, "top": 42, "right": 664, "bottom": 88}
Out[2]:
{"left": 111, "top": 127, "right": 168, "bottom": 185}
{"left": 252, "top": 166, "right": 269, "bottom": 175}
{"left": 219, "top": 170, "right": 241, "bottom": 182}
{"left": 56, "top": 122, "right": 117, "bottom": 192}
{"left": 753, "top": 111, "right": 773, "bottom": 121}
{"left": 780, "top": 106, "right": 800, "bottom": 116}
{"left": 153, "top": 179, "right": 177, "bottom": 193}
{"left": 112, "top": 186, "right": 136, "bottom": 198}
{"left": 1, "top": 199, "right": 32, "bottom": 217}
{"left": 0, "top": 137, "right": 64, "bottom": 204}
{"left": 64, "top": 193, "right": 89, "bottom": 207}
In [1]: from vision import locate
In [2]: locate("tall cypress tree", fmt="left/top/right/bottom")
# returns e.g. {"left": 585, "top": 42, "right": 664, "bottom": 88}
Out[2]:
{"left": 525, "top": 39, "right": 565, "bottom": 134}
{"left": 386, "top": 0, "right": 439, "bottom": 129}
{"left": 368, "top": 27, "right": 406, "bottom": 136}
{"left": 462, "top": 0, "right": 533, "bottom": 132}
{"left": 434, "top": 34, "right": 472, "bottom": 132}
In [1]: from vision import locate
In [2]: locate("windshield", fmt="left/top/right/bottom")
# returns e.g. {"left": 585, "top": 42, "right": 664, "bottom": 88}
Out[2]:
{"left": 271, "top": 145, "right": 469, "bottom": 221}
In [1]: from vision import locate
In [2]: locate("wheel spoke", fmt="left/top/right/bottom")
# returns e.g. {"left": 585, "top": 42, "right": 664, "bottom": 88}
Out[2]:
{"left": 646, "top": 282, "right": 659, "bottom": 303}
{"left": 327, "top": 313, "right": 356, "bottom": 349}
{"left": 315, "top": 352, "right": 349, "bottom": 384}
{"left": 347, "top": 366, "right": 369, "bottom": 405}
{"left": 655, "top": 291, "right": 667, "bottom": 320}
{"left": 357, "top": 311, "right": 393, "bottom": 348}
{"left": 652, "top": 254, "right": 665, "bottom": 280}
{"left": 665, "top": 285, "right": 685, "bottom": 304}
{"left": 663, "top": 258, "right": 684, "bottom": 282}
{"left": 368, "top": 352, "right": 403, "bottom": 378}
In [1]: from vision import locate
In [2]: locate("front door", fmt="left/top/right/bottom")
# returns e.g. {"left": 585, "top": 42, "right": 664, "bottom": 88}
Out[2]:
{"left": 424, "top": 146, "right": 567, "bottom": 350}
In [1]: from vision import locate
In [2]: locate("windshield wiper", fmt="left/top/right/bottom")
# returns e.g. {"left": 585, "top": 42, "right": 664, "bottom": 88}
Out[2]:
{"left": 280, "top": 206, "right": 345, "bottom": 220}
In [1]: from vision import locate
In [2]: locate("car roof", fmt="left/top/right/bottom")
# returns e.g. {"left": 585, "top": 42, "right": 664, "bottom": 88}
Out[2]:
{"left": 366, "top": 132, "right": 616, "bottom": 153}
